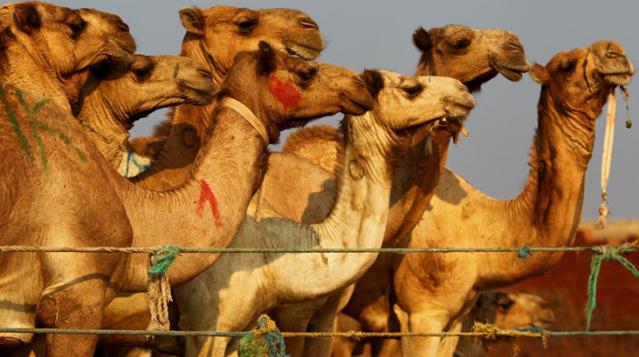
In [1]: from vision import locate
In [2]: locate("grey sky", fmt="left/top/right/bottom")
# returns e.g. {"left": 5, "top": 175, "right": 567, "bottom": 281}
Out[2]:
{"left": 52, "top": 0, "right": 638, "bottom": 220}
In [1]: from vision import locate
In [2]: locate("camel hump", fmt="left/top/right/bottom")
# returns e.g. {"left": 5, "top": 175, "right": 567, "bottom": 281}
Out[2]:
{"left": 282, "top": 125, "right": 342, "bottom": 172}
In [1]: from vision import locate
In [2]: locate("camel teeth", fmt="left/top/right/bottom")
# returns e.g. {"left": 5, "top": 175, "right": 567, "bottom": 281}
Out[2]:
{"left": 461, "top": 126, "right": 470, "bottom": 137}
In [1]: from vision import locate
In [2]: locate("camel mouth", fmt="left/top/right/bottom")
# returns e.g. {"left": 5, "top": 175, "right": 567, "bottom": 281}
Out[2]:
{"left": 464, "top": 70, "right": 499, "bottom": 93}
{"left": 181, "top": 85, "right": 217, "bottom": 106}
{"left": 284, "top": 40, "right": 323, "bottom": 60}
{"left": 343, "top": 95, "right": 374, "bottom": 115}
{"left": 601, "top": 72, "right": 633, "bottom": 86}
{"left": 489, "top": 55, "right": 529, "bottom": 82}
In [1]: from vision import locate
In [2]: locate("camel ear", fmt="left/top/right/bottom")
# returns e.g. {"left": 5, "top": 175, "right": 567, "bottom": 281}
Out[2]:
{"left": 360, "top": 69, "right": 384, "bottom": 99}
{"left": 529, "top": 63, "right": 550, "bottom": 84}
{"left": 179, "top": 7, "right": 204, "bottom": 35}
{"left": 256, "top": 41, "right": 276, "bottom": 75}
{"left": 13, "top": 4, "right": 41, "bottom": 34}
{"left": 413, "top": 27, "right": 432, "bottom": 52}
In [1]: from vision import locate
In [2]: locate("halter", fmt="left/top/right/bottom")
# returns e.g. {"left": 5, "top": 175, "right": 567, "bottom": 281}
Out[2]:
{"left": 220, "top": 97, "right": 270, "bottom": 145}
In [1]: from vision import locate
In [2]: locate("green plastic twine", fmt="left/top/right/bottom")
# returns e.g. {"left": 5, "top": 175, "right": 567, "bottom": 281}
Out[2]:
{"left": 239, "top": 315, "right": 288, "bottom": 357}
{"left": 148, "top": 245, "right": 180, "bottom": 278}
{"left": 585, "top": 245, "right": 639, "bottom": 330}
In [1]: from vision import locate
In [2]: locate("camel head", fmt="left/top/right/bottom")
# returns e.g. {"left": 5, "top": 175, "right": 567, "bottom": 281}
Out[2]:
{"left": 413, "top": 25, "right": 529, "bottom": 92}
{"left": 76, "top": 8, "right": 136, "bottom": 70}
{"left": 83, "top": 54, "right": 215, "bottom": 129}
{"left": 0, "top": 3, "right": 135, "bottom": 76}
{"left": 221, "top": 42, "right": 374, "bottom": 143}
{"left": 178, "top": 6, "right": 324, "bottom": 83}
{"left": 360, "top": 69, "right": 475, "bottom": 131}
{"left": 487, "top": 292, "right": 555, "bottom": 329}
{"left": 530, "top": 40, "right": 634, "bottom": 116}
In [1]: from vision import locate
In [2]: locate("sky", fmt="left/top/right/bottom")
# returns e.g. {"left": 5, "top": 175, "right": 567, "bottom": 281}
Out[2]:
{"left": 52, "top": 0, "right": 638, "bottom": 220}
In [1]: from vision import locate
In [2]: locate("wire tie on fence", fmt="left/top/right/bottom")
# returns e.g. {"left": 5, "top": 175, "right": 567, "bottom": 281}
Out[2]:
{"left": 518, "top": 246, "right": 533, "bottom": 259}
{"left": 472, "top": 322, "right": 547, "bottom": 356}
{"left": 239, "top": 314, "right": 288, "bottom": 357}
{"left": 585, "top": 244, "right": 639, "bottom": 330}
{"left": 147, "top": 245, "right": 180, "bottom": 333}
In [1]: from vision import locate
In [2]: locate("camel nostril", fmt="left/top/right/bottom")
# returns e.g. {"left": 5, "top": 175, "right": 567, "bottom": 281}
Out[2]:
{"left": 198, "top": 68, "right": 212, "bottom": 78}
{"left": 116, "top": 20, "right": 129, "bottom": 33}
{"left": 504, "top": 40, "right": 524, "bottom": 53}
{"left": 298, "top": 17, "right": 319, "bottom": 30}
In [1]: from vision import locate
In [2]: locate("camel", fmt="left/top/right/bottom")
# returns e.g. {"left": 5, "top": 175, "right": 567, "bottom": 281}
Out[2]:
{"left": 270, "top": 25, "right": 528, "bottom": 356}
{"left": 75, "top": 54, "right": 215, "bottom": 176}
{"left": 173, "top": 70, "right": 475, "bottom": 356}
{"left": 0, "top": 26, "right": 373, "bottom": 355}
{"left": 126, "top": 5, "right": 324, "bottom": 187}
{"left": 0, "top": 1, "right": 134, "bottom": 353}
{"left": 331, "top": 292, "right": 554, "bottom": 357}
{"left": 390, "top": 40, "right": 634, "bottom": 356}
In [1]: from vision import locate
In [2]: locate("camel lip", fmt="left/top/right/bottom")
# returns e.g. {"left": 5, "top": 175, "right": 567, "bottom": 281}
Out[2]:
{"left": 601, "top": 72, "right": 633, "bottom": 86}
{"left": 489, "top": 55, "right": 529, "bottom": 82}
{"left": 284, "top": 41, "right": 323, "bottom": 60}
{"left": 343, "top": 95, "right": 374, "bottom": 115}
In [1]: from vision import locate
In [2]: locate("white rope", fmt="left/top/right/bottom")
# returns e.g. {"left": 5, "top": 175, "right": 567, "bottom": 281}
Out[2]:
{"left": 596, "top": 89, "right": 617, "bottom": 229}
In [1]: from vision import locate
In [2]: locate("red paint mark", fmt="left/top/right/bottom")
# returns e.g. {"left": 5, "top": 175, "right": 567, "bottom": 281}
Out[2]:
{"left": 194, "top": 179, "right": 222, "bottom": 227}
{"left": 268, "top": 75, "right": 301, "bottom": 108}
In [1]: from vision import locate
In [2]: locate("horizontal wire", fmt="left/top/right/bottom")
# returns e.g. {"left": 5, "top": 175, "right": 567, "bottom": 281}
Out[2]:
{"left": 0, "top": 245, "right": 634, "bottom": 254}
{"left": 1, "top": 327, "right": 639, "bottom": 338}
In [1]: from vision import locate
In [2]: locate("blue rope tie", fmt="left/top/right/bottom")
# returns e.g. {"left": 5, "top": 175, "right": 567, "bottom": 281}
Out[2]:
{"left": 518, "top": 246, "right": 533, "bottom": 259}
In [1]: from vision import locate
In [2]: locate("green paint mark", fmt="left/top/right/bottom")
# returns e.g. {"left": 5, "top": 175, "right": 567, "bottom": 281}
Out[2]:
{"left": 0, "top": 86, "right": 34, "bottom": 161}
{"left": 2, "top": 86, "right": 87, "bottom": 167}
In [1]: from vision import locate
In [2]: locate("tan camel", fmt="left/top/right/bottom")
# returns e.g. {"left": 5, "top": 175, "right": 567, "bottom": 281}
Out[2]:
{"left": 391, "top": 41, "right": 634, "bottom": 356}
{"left": 271, "top": 25, "right": 528, "bottom": 356}
{"left": 174, "top": 70, "right": 475, "bottom": 357}
{"left": 0, "top": 1, "right": 134, "bottom": 354}
{"left": 75, "top": 54, "right": 215, "bottom": 176}
{"left": 0, "top": 31, "right": 373, "bottom": 356}
{"left": 127, "top": 5, "right": 324, "bottom": 188}
{"left": 331, "top": 292, "right": 554, "bottom": 357}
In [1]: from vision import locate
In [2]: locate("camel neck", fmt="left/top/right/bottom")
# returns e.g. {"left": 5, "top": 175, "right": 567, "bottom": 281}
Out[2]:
{"left": 76, "top": 88, "right": 130, "bottom": 166}
{"left": 118, "top": 106, "right": 267, "bottom": 290}
{"left": 476, "top": 89, "right": 602, "bottom": 285}
{"left": 1, "top": 40, "right": 70, "bottom": 112}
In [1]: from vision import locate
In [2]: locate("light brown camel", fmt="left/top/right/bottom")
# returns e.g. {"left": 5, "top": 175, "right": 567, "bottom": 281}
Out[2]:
{"left": 0, "top": 1, "right": 134, "bottom": 354}
{"left": 128, "top": 5, "right": 324, "bottom": 188}
{"left": 391, "top": 41, "right": 634, "bottom": 356}
{"left": 75, "top": 54, "right": 215, "bottom": 176}
{"left": 271, "top": 25, "right": 528, "bottom": 356}
{"left": 174, "top": 70, "right": 475, "bottom": 357}
{"left": 0, "top": 35, "right": 373, "bottom": 357}
{"left": 331, "top": 292, "right": 554, "bottom": 357}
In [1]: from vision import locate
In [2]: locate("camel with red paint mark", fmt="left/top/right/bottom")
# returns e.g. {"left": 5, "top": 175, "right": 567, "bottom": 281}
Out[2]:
{"left": 391, "top": 41, "right": 633, "bottom": 356}
{"left": 0, "top": 21, "right": 373, "bottom": 353}
{"left": 75, "top": 53, "right": 215, "bottom": 177}
{"left": 126, "top": 5, "right": 324, "bottom": 187}
{"left": 173, "top": 70, "right": 475, "bottom": 357}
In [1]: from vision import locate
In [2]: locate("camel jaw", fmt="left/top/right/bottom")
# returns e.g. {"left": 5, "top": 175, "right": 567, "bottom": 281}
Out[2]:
{"left": 283, "top": 40, "right": 322, "bottom": 60}
{"left": 489, "top": 54, "right": 529, "bottom": 82}
{"left": 601, "top": 72, "right": 632, "bottom": 86}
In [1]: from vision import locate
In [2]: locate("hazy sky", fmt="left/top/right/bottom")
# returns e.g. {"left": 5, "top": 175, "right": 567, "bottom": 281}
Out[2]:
{"left": 52, "top": 0, "right": 638, "bottom": 220}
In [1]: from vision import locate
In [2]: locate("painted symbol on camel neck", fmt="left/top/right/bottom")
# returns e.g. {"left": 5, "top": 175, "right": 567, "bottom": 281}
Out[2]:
{"left": 1, "top": 86, "right": 86, "bottom": 169}
{"left": 194, "top": 179, "right": 222, "bottom": 227}
{"left": 268, "top": 75, "right": 301, "bottom": 109}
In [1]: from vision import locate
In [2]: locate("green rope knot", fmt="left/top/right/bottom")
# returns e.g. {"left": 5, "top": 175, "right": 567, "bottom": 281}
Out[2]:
{"left": 238, "top": 314, "right": 288, "bottom": 357}
{"left": 585, "top": 244, "right": 639, "bottom": 330}
{"left": 148, "top": 245, "right": 180, "bottom": 278}
{"left": 518, "top": 246, "right": 533, "bottom": 259}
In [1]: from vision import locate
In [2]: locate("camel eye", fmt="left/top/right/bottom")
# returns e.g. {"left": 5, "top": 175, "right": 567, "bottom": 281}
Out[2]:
{"left": 68, "top": 18, "right": 86, "bottom": 38}
{"left": 497, "top": 297, "right": 514, "bottom": 311}
{"left": 559, "top": 60, "right": 576, "bottom": 73}
{"left": 235, "top": 18, "right": 257, "bottom": 35}
{"left": 450, "top": 38, "right": 471, "bottom": 50}
{"left": 402, "top": 84, "right": 423, "bottom": 98}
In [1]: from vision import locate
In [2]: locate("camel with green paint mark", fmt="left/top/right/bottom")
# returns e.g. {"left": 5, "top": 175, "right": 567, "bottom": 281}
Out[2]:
{"left": 76, "top": 53, "right": 215, "bottom": 177}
